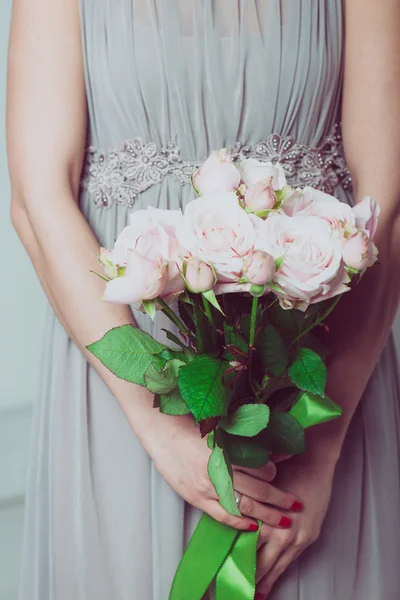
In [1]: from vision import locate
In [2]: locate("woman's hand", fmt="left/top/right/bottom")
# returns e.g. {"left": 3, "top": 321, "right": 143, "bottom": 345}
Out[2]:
{"left": 254, "top": 453, "right": 336, "bottom": 599}
{"left": 143, "top": 413, "right": 303, "bottom": 532}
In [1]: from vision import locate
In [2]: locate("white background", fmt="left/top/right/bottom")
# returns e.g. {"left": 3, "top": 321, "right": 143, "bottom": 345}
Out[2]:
{"left": 0, "top": 1, "right": 399, "bottom": 598}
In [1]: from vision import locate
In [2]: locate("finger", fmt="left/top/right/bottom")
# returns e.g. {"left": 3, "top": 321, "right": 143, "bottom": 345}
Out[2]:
{"left": 206, "top": 500, "right": 259, "bottom": 533}
{"left": 256, "top": 547, "right": 299, "bottom": 597}
{"left": 256, "top": 534, "right": 286, "bottom": 584}
{"left": 237, "top": 494, "right": 294, "bottom": 530}
{"left": 233, "top": 471, "right": 303, "bottom": 512}
{"left": 234, "top": 461, "right": 277, "bottom": 482}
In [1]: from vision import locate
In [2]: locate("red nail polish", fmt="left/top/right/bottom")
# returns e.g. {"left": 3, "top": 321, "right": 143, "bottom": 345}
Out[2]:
{"left": 248, "top": 523, "right": 258, "bottom": 532}
{"left": 255, "top": 594, "right": 264, "bottom": 600}
{"left": 279, "top": 516, "right": 292, "bottom": 528}
{"left": 290, "top": 500, "right": 303, "bottom": 512}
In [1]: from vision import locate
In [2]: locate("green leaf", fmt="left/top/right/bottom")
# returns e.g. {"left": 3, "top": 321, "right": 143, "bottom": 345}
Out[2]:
{"left": 223, "top": 324, "right": 249, "bottom": 355}
{"left": 200, "top": 417, "right": 219, "bottom": 438}
{"left": 144, "top": 359, "right": 184, "bottom": 395}
{"left": 290, "top": 391, "right": 342, "bottom": 428}
{"left": 143, "top": 299, "right": 156, "bottom": 321}
{"left": 192, "top": 306, "right": 218, "bottom": 354}
{"left": 177, "top": 301, "right": 196, "bottom": 334}
{"left": 220, "top": 404, "right": 270, "bottom": 437}
{"left": 258, "top": 412, "right": 306, "bottom": 455}
{"left": 268, "top": 282, "right": 285, "bottom": 294}
{"left": 202, "top": 289, "right": 225, "bottom": 315}
{"left": 208, "top": 445, "right": 241, "bottom": 516}
{"left": 268, "top": 303, "right": 318, "bottom": 338}
{"left": 87, "top": 325, "right": 166, "bottom": 386}
{"left": 256, "top": 324, "right": 289, "bottom": 377}
{"left": 261, "top": 376, "right": 294, "bottom": 403}
{"left": 153, "top": 348, "right": 189, "bottom": 370}
{"left": 178, "top": 355, "right": 230, "bottom": 422}
{"left": 288, "top": 348, "right": 327, "bottom": 396}
{"left": 162, "top": 329, "right": 186, "bottom": 350}
{"left": 229, "top": 372, "right": 254, "bottom": 407}
{"left": 159, "top": 389, "right": 191, "bottom": 416}
{"left": 207, "top": 431, "right": 215, "bottom": 450}
{"left": 275, "top": 255, "right": 285, "bottom": 271}
{"left": 300, "top": 333, "right": 331, "bottom": 362}
{"left": 220, "top": 432, "right": 270, "bottom": 469}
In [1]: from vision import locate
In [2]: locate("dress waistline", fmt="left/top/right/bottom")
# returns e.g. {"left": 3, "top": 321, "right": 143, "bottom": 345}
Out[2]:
{"left": 81, "top": 123, "right": 352, "bottom": 210}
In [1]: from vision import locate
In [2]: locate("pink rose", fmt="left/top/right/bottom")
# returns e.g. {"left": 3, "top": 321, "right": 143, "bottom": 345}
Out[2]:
{"left": 258, "top": 215, "right": 350, "bottom": 310}
{"left": 103, "top": 208, "right": 185, "bottom": 306}
{"left": 193, "top": 149, "right": 241, "bottom": 195}
{"left": 99, "top": 248, "right": 119, "bottom": 280}
{"left": 242, "top": 250, "right": 276, "bottom": 285}
{"left": 184, "top": 258, "right": 216, "bottom": 293}
{"left": 177, "top": 192, "right": 262, "bottom": 282}
{"left": 239, "top": 159, "right": 287, "bottom": 190}
{"left": 244, "top": 178, "right": 277, "bottom": 214}
{"left": 342, "top": 230, "right": 378, "bottom": 271}
{"left": 103, "top": 250, "right": 168, "bottom": 304}
{"left": 283, "top": 187, "right": 355, "bottom": 234}
{"left": 352, "top": 196, "right": 380, "bottom": 238}
{"left": 280, "top": 188, "right": 312, "bottom": 217}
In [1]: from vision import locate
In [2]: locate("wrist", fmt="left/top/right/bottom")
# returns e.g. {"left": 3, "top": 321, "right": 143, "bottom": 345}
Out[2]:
{"left": 304, "top": 421, "right": 344, "bottom": 469}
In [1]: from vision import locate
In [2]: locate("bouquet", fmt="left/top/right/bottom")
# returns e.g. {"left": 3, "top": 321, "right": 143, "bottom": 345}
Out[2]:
{"left": 88, "top": 148, "right": 379, "bottom": 600}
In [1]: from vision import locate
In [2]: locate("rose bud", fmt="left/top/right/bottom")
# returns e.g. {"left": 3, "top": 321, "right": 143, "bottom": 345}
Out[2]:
{"left": 99, "top": 247, "right": 119, "bottom": 280}
{"left": 184, "top": 257, "right": 216, "bottom": 293}
{"left": 239, "top": 158, "right": 287, "bottom": 189}
{"left": 244, "top": 177, "right": 277, "bottom": 214}
{"left": 352, "top": 196, "right": 380, "bottom": 238}
{"left": 192, "top": 149, "right": 241, "bottom": 196}
{"left": 342, "top": 230, "right": 378, "bottom": 271}
{"left": 103, "top": 250, "right": 168, "bottom": 305}
{"left": 242, "top": 250, "right": 276, "bottom": 285}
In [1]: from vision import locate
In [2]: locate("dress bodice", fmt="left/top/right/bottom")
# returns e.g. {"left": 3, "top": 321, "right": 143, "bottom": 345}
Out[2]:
{"left": 79, "top": 0, "right": 344, "bottom": 155}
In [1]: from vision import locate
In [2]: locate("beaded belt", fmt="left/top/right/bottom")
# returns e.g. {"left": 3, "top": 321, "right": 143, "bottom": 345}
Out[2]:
{"left": 81, "top": 123, "right": 352, "bottom": 209}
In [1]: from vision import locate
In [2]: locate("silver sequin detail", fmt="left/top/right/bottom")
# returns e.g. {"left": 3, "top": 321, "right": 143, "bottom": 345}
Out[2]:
{"left": 82, "top": 124, "right": 352, "bottom": 209}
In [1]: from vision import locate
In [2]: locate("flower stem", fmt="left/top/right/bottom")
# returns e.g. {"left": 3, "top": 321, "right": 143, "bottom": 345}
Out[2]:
{"left": 291, "top": 294, "right": 343, "bottom": 348}
{"left": 248, "top": 296, "right": 260, "bottom": 400}
{"left": 157, "top": 297, "right": 190, "bottom": 336}
{"left": 202, "top": 295, "right": 215, "bottom": 327}
{"left": 249, "top": 296, "right": 259, "bottom": 348}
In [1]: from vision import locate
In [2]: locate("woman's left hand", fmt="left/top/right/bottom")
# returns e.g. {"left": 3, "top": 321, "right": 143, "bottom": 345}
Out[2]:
{"left": 254, "top": 452, "right": 337, "bottom": 599}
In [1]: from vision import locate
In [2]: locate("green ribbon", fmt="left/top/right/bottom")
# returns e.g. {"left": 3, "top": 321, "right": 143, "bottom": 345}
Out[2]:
{"left": 169, "top": 394, "right": 341, "bottom": 599}
{"left": 169, "top": 514, "right": 260, "bottom": 600}
{"left": 289, "top": 391, "right": 342, "bottom": 429}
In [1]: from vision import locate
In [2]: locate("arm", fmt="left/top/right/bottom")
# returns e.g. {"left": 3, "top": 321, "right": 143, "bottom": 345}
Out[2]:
{"left": 256, "top": 3, "right": 400, "bottom": 595}
{"left": 7, "top": 0, "right": 157, "bottom": 431}
{"left": 7, "top": 0, "right": 301, "bottom": 533}
{"left": 307, "top": 0, "right": 400, "bottom": 460}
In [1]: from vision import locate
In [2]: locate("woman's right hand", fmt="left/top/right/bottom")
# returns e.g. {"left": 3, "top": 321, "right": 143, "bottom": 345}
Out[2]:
{"left": 142, "top": 414, "right": 303, "bottom": 532}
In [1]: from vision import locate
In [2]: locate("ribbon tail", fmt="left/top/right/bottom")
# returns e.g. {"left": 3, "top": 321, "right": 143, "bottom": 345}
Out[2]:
{"left": 169, "top": 514, "right": 239, "bottom": 600}
{"left": 216, "top": 524, "right": 261, "bottom": 600}
{"left": 289, "top": 391, "right": 342, "bottom": 429}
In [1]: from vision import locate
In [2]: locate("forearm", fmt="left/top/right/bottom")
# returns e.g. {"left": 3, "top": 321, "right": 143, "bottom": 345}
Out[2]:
{"left": 306, "top": 201, "right": 400, "bottom": 462}
{"left": 304, "top": 0, "right": 400, "bottom": 463}
{"left": 11, "top": 185, "right": 167, "bottom": 440}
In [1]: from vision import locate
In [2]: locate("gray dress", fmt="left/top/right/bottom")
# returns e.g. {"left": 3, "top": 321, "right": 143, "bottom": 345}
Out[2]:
{"left": 19, "top": 2, "right": 400, "bottom": 599}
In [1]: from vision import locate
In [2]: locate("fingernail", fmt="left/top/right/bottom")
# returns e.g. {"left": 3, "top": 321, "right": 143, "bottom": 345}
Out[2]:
{"left": 290, "top": 500, "right": 303, "bottom": 512}
{"left": 248, "top": 523, "right": 259, "bottom": 532}
{"left": 255, "top": 594, "right": 264, "bottom": 600}
{"left": 279, "top": 516, "right": 292, "bottom": 528}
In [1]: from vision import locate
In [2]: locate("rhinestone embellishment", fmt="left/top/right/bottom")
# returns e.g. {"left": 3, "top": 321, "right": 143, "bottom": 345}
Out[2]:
{"left": 81, "top": 124, "right": 352, "bottom": 209}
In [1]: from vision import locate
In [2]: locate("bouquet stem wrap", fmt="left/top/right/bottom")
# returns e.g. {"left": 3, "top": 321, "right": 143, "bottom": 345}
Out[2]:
{"left": 169, "top": 515, "right": 261, "bottom": 600}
